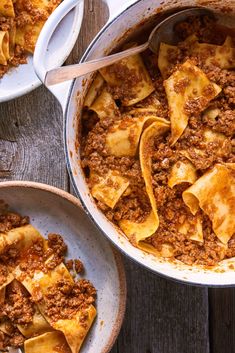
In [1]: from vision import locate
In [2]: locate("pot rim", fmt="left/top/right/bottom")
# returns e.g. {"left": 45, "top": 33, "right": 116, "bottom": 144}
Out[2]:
{"left": 64, "top": 1, "right": 235, "bottom": 288}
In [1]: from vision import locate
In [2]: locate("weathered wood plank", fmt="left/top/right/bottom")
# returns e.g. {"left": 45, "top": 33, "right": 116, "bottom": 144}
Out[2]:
{"left": 0, "top": 88, "right": 67, "bottom": 188}
{"left": 115, "top": 258, "right": 209, "bottom": 353}
{"left": 209, "top": 289, "right": 235, "bottom": 353}
{"left": 65, "top": 0, "right": 109, "bottom": 65}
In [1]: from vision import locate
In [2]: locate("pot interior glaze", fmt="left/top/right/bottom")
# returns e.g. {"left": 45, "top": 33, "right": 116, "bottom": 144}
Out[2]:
{"left": 65, "top": 0, "right": 235, "bottom": 286}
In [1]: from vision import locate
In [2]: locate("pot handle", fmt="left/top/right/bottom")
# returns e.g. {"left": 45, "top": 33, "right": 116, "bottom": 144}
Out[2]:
{"left": 104, "top": 0, "right": 137, "bottom": 21}
{"left": 34, "top": 0, "right": 84, "bottom": 114}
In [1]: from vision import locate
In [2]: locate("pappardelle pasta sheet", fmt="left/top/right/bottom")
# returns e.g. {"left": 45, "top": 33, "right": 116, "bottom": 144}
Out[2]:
{"left": 164, "top": 59, "right": 221, "bottom": 145}
{"left": 0, "top": 0, "right": 15, "bottom": 17}
{"left": 120, "top": 119, "right": 173, "bottom": 257}
{"left": 183, "top": 164, "right": 235, "bottom": 245}
{"left": 99, "top": 49, "right": 155, "bottom": 106}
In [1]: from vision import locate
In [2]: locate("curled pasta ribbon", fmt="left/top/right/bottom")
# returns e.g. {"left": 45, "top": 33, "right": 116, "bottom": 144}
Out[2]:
{"left": 140, "top": 120, "right": 170, "bottom": 225}
{"left": 167, "top": 161, "right": 203, "bottom": 243}
{"left": 183, "top": 163, "right": 235, "bottom": 244}
{"left": 84, "top": 73, "right": 105, "bottom": 108}
{"left": 0, "top": 31, "right": 10, "bottom": 65}
{"left": 53, "top": 305, "right": 97, "bottom": 353}
{"left": 106, "top": 115, "right": 165, "bottom": 157}
{"left": 90, "top": 87, "right": 120, "bottom": 120}
{"left": 119, "top": 119, "right": 174, "bottom": 257}
{"left": 164, "top": 59, "right": 222, "bottom": 145}
{"left": 168, "top": 160, "right": 198, "bottom": 189}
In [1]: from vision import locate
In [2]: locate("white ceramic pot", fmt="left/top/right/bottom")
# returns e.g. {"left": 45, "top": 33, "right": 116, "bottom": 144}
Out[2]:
{"left": 0, "top": 0, "right": 84, "bottom": 103}
{"left": 34, "top": 0, "right": 235, "bottom": 286}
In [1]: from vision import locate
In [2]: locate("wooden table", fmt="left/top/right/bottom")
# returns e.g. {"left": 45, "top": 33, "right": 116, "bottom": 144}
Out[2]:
{"left": 0, "top": 1, "right": 234, "bottom": 352}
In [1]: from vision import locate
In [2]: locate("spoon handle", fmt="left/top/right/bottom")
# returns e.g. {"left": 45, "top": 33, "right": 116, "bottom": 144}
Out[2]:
{"left": 45, "top": 42, "right": 148, "bottom": 86}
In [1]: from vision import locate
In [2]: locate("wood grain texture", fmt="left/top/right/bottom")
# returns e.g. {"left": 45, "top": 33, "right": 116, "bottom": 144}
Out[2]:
{"left": 0, "top": 88, "right": 67, "bottom": 188}
{"left": 115, "top": 259, "right": 209, "bottom": 353}
{"left": 209, "top": 289, "right": 235, "bottom": 353}
{"left": 65, "top": 0, "right": 109, "bottom": 65}
{"left": 0, "top": 1, "right": 212, "bottom": 353}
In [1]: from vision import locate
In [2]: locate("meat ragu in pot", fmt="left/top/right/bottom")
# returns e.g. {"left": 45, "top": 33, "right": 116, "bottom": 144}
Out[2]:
{"left": 81, "top": 15, "right": 235, "bottom": 267}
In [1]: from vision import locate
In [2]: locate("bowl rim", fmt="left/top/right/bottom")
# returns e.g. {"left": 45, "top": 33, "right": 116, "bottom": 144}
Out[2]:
{"left": 0, "top": 180, "right": 127, "bottom": 353}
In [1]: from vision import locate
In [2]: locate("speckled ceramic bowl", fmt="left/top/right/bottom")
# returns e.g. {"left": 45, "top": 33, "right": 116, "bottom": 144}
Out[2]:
{"left": 0, "top": 181, "right": 126, "bottom": 353}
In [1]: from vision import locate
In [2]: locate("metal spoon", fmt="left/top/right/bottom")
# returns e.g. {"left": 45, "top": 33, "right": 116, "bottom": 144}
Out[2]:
{"left": 45, "top": 7, "right": 213, "bottom": 86}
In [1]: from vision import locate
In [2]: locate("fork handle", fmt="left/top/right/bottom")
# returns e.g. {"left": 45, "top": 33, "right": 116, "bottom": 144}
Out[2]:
{"left": 45, "top": 42, "right": 148, "bottom": 86}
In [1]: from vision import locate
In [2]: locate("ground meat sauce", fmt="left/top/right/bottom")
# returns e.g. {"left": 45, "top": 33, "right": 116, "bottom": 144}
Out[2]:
{"left": 74, "top": 259, "right": 84, "bottom": 274}
{"left": 81, "top": 16, "right": 235, "bottom": 267}
{"left": 0, "top": 322, "right": 24, "bottom": 350}
{"left": 0, "top": 232, "right": 68, "bottom": 279}
{"left": 106, "top": 63, "right": 141, "bottom": 103}
{"left": 0, "top": 209, "right": 96, "bottom": 350}
{"left": 4, "top": 282, "right": 35, "bottom": 326}
{"left": 65, "top": 259, "right": 84, "bottom": 274}
{"left": 0, "top": 211, "right": 29, "bottom": 233}
{"left": 43, "top": 279, "right": 96, "bottom": 323}
{"left": 0, "top": 263, "right": 8, "bottom": 287}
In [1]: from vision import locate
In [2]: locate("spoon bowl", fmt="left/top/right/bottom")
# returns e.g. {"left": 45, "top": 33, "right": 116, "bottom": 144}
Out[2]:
{"left": 44, "top": 7, "right": 214, "bottom": 86}
{"left": 148, "top": 7, "right": 213, "bottom": 53}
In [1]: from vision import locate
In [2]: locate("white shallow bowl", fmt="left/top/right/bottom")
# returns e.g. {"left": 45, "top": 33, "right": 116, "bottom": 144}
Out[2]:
{"left": 0, "top": 181, "right": 126, "bottom": 353}
{"left": 0, "top": 0, "right": 84, "bottom": 103}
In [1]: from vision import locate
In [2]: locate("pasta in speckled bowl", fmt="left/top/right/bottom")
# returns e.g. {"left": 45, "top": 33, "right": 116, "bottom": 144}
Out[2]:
{"left": 0, "top": 181, "right": 126, "bottom": 353}
{"left": 0, "top": 0, "right": 83, "bottom": 103}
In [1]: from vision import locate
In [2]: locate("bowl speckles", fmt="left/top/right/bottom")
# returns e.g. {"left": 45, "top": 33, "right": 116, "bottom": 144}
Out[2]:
{"left": 0, "top": 181, "right": 126, "bottom": 353}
